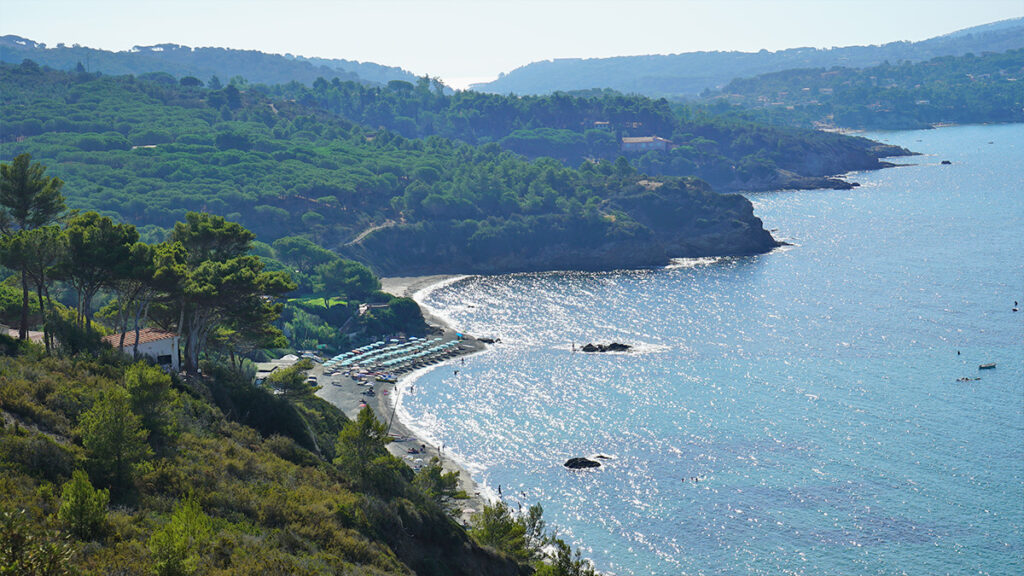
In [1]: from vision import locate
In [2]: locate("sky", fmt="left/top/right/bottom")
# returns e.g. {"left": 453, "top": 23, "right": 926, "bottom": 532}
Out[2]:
{"left": 2, "top": 0, "right": 1022, "bottom": 89}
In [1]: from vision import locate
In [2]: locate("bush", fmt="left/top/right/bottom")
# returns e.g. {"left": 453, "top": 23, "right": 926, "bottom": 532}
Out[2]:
{"left": 0, "top": 431, "right": 76, "bottom": 483}
{"left": 0, "top": 508, "right": 74, "bottom": 575}
{"left": 58, "top": 469, "right": 109, "bottom": 540}
{"left": 149, "top": 497, "right": 213, "bottom": 576}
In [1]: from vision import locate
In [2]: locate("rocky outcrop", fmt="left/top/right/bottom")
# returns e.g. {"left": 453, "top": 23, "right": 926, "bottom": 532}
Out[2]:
{"left": 564, "top": 457, "right": 601, "bottom": 469}
{"left": 581, "top": 342, "right": 631, "bottom": 353}
{"left": 344, "top": 179, "right": 782, "bottom": 277}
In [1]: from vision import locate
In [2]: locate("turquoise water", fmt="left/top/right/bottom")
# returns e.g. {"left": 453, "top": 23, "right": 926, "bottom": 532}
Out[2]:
{"left": 398, "top": 125, "right": 1024, "bottom": 575}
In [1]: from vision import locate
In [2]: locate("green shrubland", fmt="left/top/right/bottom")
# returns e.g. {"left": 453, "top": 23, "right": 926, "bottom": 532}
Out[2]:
{"left": 0, "top": 349, "right": 531, "bottom": 575}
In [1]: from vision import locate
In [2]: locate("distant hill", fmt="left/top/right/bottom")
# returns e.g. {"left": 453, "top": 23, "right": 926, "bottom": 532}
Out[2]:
{"left": 471, "top": 18, "right": 1024, "bottom": 97}
{"left": 0, "top": 35, "right": 420, "bottom": 87}
{"left": 707, "top": 49, "right": 1024, "bottom": 130}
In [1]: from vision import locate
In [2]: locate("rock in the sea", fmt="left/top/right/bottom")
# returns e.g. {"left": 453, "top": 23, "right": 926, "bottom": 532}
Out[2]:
{"left": 564, "top": 457, "right": 601, "bottom": 469}
{"left": 580, "top": 342, "right": 631, "bottom": 353}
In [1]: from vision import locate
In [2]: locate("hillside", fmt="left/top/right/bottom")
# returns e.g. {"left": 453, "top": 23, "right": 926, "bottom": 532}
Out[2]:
{"left": 0, "top": 62, "right": 778, "bottom": 276}
{"left": 261, "top": 78, "right": 910, "bottom": 193}
{"left": 0, "top": 341, "right": 525, "bottom": 574}
{"left": 0, "top": 35, "right": 420, "bottom": 87}
{"left": 707, "top": 49, "right": 1024, "bottom": 130}
{"left": 471, "top": 18, "right": 1024, "bottom": 97}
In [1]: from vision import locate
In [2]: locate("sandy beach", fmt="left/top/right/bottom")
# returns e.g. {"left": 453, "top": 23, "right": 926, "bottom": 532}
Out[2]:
{"left": 315, "top": 274, "right": 490, "bottom": 525}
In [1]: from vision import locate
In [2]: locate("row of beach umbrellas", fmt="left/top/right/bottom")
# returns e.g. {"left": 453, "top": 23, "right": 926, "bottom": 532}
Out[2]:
{"left": 323, "top": 337, "right": 455, "bottom": 372}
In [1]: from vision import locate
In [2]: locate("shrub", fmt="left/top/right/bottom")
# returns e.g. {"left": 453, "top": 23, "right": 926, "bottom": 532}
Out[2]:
{"left": 58, "top": 469, "right": 109, "bottom": 540}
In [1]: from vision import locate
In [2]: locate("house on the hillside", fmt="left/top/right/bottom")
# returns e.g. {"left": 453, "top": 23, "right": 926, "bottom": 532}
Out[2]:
{"left": 102, "top": 328, "right": 180, "bottom": 372}
{"left": 254, "top": 353, "right": 302, "bottom": 384}
{"left": 621, "top": 136, "right": 672, "bottom": 154}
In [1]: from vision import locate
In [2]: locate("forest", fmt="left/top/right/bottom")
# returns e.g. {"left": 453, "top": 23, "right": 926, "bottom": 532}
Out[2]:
{"left": 0, "top": 61, "right": 785, "bottom": 278}
{"left": 0, "top": 35, "right": 419, "bottom": 87}
{"left": 260, "top": 76, "right": 907, "bottom": 191}
{"left": 709, "top": 49, "right": 1024, "bottom": 129}
{"left": 0, "top": 152, "right": 422, "bottom": 363}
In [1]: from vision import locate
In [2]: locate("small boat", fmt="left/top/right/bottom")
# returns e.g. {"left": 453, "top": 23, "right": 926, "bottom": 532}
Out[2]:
{"left": 979, "top": 363, "right": 996, "bottom": 370}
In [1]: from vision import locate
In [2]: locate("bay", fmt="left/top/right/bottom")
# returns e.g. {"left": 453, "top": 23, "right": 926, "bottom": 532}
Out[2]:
{"left": 397, "top": 124, "right": 1024, "bottom": 575}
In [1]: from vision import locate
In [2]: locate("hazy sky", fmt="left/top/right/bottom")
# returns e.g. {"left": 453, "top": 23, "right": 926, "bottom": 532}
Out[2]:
{"left": 3, "top": 0, "right": 1022, "bottom": 88}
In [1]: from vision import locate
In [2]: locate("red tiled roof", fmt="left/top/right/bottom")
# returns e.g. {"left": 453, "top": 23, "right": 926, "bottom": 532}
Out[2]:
{"left": 102, "top": 328, "right": 177, "bottom": 347}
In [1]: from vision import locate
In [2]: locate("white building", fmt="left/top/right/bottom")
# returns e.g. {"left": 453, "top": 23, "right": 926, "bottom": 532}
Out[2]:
{"left": 103, "top": 328, "right": 180, "bottom": 372}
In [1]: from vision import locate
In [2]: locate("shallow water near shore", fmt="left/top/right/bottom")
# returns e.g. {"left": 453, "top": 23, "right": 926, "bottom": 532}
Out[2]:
{"left": 401, "top": 124, "right": 1024, "bottom": 575}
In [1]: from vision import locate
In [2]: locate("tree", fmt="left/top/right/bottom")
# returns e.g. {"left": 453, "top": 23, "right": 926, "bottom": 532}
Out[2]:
{"left": 109, "top": 242, "right": 155, "bottom": 352}
{"left": 264, "top": 358, "right": 315, "bottom": 397}
{"left": 333, "top": 407, "right": 405, "bottom": 491}
{"left": 0, "top": 154, "right": 65, "bottom": 234}
{"left": 78, "top": 387, "right": 152, "bottom": 496}
{"left": 179, "top": 253, "right": 294, "bottom": 373}
{"left": 170, "top": 212, "right": 253, "bottom": 267}
{"left": 58, "top": 212, "right": 138, "bottom": 330}
{"left": 0, "top": 154, "right": 65, "bottom": 340}
{"left": 169, "top": 213, "right": 294, "bottom": 373}
{"left": 0, "top": 226, "right": 65, "bottom": 352}
{"left": 57, "top": 470, "right": 109, "bottom": 540}
{"left": 412, "top": 457, "right": 459, "bottom": 505}
{"left": 534, "top": 539, "right": 597, "bottom": 576}
{"left": 469, "top": 501, "right": 530, "bottom": 562}
{"left": 272, "top": 236, "right": 335, "bottom": 274}
{"left": 135, "top": 241, "right": 187, "bottom": 359}
{"left": 123, "top": 362, "right": 175, "bottom": 449}
{"left": 313, "top": 258, "right": 380, "bottom": 300}
{"left": 148, "top": 497, "right": 212, "bottom": 576}
{"left": 522, "top": 503, "right": 548, "bottom": 560}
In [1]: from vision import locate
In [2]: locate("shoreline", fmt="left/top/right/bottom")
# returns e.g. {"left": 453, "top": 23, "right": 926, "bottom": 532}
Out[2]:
{"left": 316, "top": 274, "right": 492, "bottom": 525}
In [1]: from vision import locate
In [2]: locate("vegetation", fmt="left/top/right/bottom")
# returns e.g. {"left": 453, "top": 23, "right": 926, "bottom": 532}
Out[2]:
{"left": 0, "top": 346, "right": 529, "bottom": 574}
{"left": 0, "top": 155, "right": 422, "bottom": 361}
{"left": 0, "top": 154, "right": 594, "bottom": 571}
{"left": 472, "top": 17, "right": 1024, "bottom": 97}
{"left": 0, "top": 62, "right": 781, "bottom": 278}
{"left": 0, "top": 340, "right": 605, "bottom": 574}
{"left": 709, "top": 49, "right": 1024, "bottom": 129}
{"left": 0, "top": 153, "right": 65, "bottom": 342}
{"left": 0, "top": 164, "right": 293, "bottom": 374}
{"left": 0, "top": 34, "right": 420, "bottom": 87}
{"left": 262, "top": 76, "right": 906, "bottom": 191}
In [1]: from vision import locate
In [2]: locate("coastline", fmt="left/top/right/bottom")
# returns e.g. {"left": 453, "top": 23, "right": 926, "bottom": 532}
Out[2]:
{"left": 316, "top": 274, "right": 493, "bottom": 525}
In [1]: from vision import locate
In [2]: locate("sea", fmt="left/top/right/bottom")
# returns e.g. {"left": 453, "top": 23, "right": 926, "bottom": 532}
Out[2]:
{"left": 394, "top": 124, "right": 1024, "bottom": 575}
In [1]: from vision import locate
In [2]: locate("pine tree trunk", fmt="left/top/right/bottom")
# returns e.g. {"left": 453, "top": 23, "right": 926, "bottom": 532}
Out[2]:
{"left": 19, "top": 272, "right": 29, "bottom": 340}
{"left": 132, "top": 299, "right": 148, "bottom": 360}
{"left": 35, "top": 281, "right": 48, "bottom": 353}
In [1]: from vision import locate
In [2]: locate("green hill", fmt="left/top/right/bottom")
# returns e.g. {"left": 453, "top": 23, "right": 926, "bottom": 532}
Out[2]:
{"left": 0, "top": 62, "right": 780, "bottom": 276}
{"left": 0, "top": 35, "right": 419, "bottom": 87}
{"left": 0, "top": 342, "right": 525, "bottom": 574}
{"left": 706, "top": 49, "right": 1024, "bottom": 130}
{"left": 258, "top": 77, "right": 910, "bottom": 193}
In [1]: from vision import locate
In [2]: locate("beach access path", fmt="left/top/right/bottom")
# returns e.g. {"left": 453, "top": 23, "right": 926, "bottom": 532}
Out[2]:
{"left": 315, "top": 275, "right": 490, "bottom": 525}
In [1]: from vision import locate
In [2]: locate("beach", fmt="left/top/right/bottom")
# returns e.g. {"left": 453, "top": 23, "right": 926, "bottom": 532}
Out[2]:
{"left": 315, "top": 274, "right": 490, "bottom": 525}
